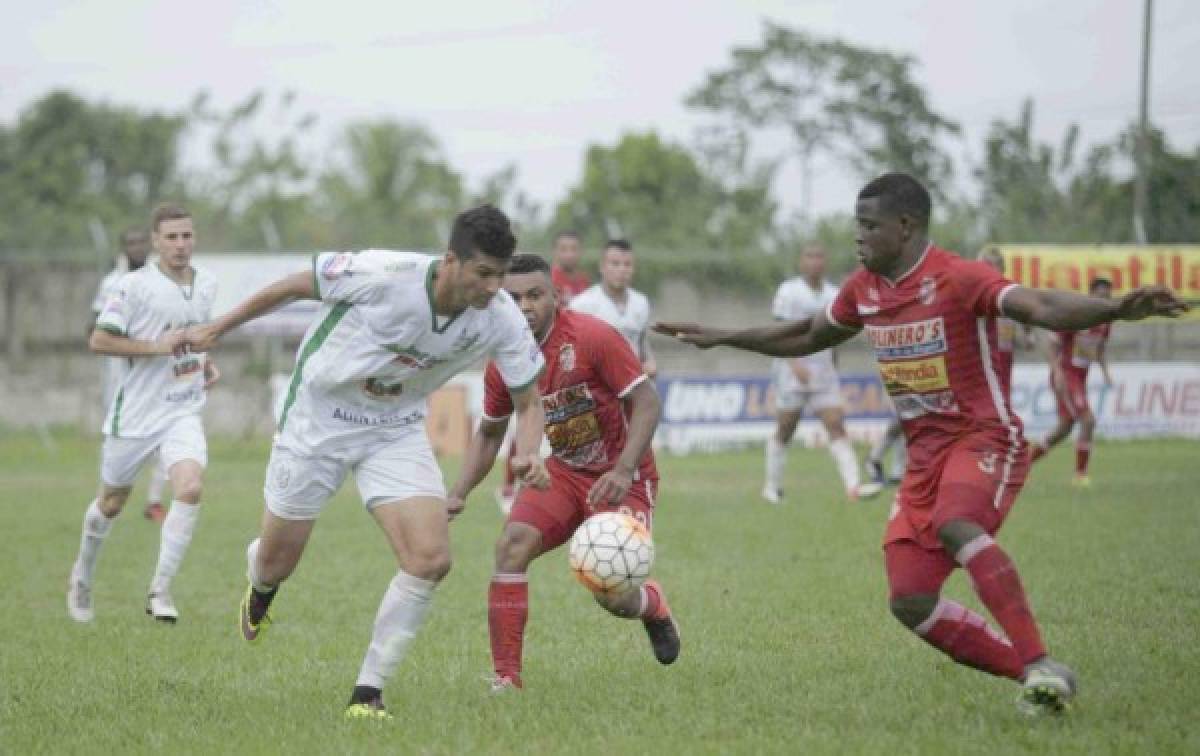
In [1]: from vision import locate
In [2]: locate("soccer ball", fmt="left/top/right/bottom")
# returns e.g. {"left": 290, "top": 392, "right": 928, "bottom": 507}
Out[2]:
{"left": 568, "top": 511, "right": 655, "bottom": 595}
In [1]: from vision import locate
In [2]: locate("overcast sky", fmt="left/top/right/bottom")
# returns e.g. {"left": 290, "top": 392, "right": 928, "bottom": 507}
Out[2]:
{"left": 3, "top": 0, "right": 1197, "bottom": 220}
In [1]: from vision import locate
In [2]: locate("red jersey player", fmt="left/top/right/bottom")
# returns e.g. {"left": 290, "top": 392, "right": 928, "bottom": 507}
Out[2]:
{"left": 978, "top": 247, "right": 1035, "bottom": 393}
{"left": 448, "top": 254, "right": 679, "bottom": 692}
{"left": 1028, "top": 278, "right": 1114, "bottom": 486}
{"left": 549, "top": 231, "right": 591, "bottom": 304}
{"left": 656, "top": 173, "right": 1186, "bottom": 715}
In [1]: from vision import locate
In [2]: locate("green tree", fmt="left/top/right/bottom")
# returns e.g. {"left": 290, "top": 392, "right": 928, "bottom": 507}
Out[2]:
{"left": 686, "top": 21, "right": 960, "bottom": 211}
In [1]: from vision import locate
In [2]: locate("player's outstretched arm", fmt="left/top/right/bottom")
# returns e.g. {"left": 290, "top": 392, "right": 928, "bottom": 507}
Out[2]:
{"left": 89, "top": 327, "right": 187, "bottom": 358}
{"left": 587, "top": 379, "right": 661, "bottom": 506}
{"left": 187, "top": 271, "right": 316, "bottom": 351}
{"left": 446, "top": 416, "right": 509, "bottom": 520}
{"left": 653, "top": 311, "right": 855, "bottom": 357}
{"left": 1004, "top": 285, "right": 1188, "bottom": 331}
{"left": 510, "top": 385, "right": 550, "bottom": 490}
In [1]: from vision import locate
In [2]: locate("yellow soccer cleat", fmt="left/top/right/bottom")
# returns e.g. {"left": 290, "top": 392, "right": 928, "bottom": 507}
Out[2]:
{"left": 344, "top": 702, "right": 393, "bottom": 721}
{"left": 239, "top": 584, "right": 272, "bottom": 642}
{"left": 1071, "top": 474, "right": 1092, "bottom": 489}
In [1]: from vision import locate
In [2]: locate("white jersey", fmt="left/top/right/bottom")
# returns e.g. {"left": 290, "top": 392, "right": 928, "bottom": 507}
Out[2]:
{"left": 569, "top": 284, "right": 651, "bottom": 359}
{"left": 278, "top": 250, "right": 544, "bottom": 455}
{"left": 95, "top": 263, "right": 218, "bottom": 438}
{"left": 93, "top": 268, "right": 129, "bottom": 410}
{"left": 772, "top": 277, "right": 839, "bottom": 390}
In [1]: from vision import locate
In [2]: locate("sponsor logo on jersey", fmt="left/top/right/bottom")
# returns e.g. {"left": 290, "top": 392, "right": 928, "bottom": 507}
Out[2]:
{"left": 543, "top": 382, "right": 595, "bottom": 423}
{"left": 363, "top": 377, "right": 404, "bottom": 398}
{"left": 332, "top": 406, "right": 423, "bottom": 427}
{"left": 978, "top": 450, "right": 998, "bottom": 475}
{"left": 559, "top": 343, "right": 576, "bottom": 372}
{"left": 919, "top": 275, "right": 937, "bottom": 305}
{"left": 866, "top": 317, "right": 947, "bottom": 359}
{"left": 321, "top": 253, "right": 353, "bottom": 280}
{"left": 879, "top": 356, "right": 950, "bottom": 394}
{"left": 891, "top": 389, "right": 959, "bottom": 419}
{"left": 857, "top": 304, "right": 881, "bottom": 315}
{"left": 384, "top": 344, "right": 445, "bottom": 370}
{"left": 541, "top": 382, "right": 606, "bottom": 466}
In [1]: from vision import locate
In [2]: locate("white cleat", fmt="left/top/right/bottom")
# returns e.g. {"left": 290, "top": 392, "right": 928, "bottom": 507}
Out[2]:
{"left": 145, "top": 591, "right": 179, "bottom": 623}
{"left": 67, "top": 567, "right": 94, "bottom": 623}
{"left": 1019, "top": 658, "right": 1077, "bottom": 716}
{"left": 848, "top": 482, "right": 885, "bottom": 501}
{"left": 760, "top": 486, "right": 783, "bottom": 505}
{"left": 494, "top": 486, "right": 515, "bottom": 516}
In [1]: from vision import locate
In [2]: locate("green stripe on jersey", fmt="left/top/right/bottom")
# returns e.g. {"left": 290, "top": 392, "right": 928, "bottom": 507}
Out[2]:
{"left": 310, "top": 253, "right": 320, "bottom": 299}
{"left": 278, "top": 302, "right": 352, "bottom": 432}
{"left": 110, "top": 387, "right": 125, "bottom": 438}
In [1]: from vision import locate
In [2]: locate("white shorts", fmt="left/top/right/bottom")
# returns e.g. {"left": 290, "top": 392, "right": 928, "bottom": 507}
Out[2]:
{"left": 264, "top": 427, "right": 446, "bottom": 521}
{"left": 101, "top": 414, "right": 206, "bottom": 487}
{"left": 774, "top": 363, "right": 845, "bottom": 414}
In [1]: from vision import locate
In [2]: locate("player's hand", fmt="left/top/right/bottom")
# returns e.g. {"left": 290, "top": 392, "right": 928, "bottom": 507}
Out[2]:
{"left": 512, "top": 454, "right": 550, "bottom": 490}
{"left": 203, "top": 360, "right": 221, "bottom": 389}
{"left": 445, "top": 494, "right": 466, "bottom": 522}
{"left": 587, "top": 465, "right": 634, "bottom": 506}
{"left": 186, "top": 323, "right": 222, "bottom": 353}
{"left": 652, "top": 322, "right": 728, "bottom": 349}
{"left": 159, "top": 329, "right": 189, "bottom": 357}
{"left": 1115, "top": 286, "right": 1189, "bottom": 321}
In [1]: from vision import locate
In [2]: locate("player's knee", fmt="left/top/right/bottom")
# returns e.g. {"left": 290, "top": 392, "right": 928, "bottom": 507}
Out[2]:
{"left": 173, "top": 476, "right": 203, "bottom": 503}
{"left": 889, "top": 593, "right": 938, "bottom": 630}
{"left": 936, "top": 519, "right": 985, "bottom": 556}
{"left": 593, "top": 588, "right": 639, "bottom": 619}
{"left": 407, "top": 546, "right": 452, "bottom": 582}
{"left": 99, "top": 487, "right": 132, "bottom": 516}
{"left": 494, "top": 529, "right": 539, "bottom": 572}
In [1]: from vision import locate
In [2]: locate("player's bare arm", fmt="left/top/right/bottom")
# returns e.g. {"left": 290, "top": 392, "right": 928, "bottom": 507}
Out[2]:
{"left": 586, "top": 379, "right": 661, "bottom": 506}
{"left": 653, "top": 310, "right": 855, "bottom": 357}
{"left": 510, "top": 385, "right": 550, "bottom": 490}
{"left": 89, "top": 326, "right": 188, "bottom": 358}
{"left": 1098, "top": 342, "right": 1113, "bottom": 386}
{"left": 446, "top": 416, "right": 510, "bottom": 520}
{"left": 639, "top": 331, "right": 657, "bottom": 379}
{"left": 187, "top": 271, "right": 316, "bottom": 351}
{"left": 1003, "top": 285, "right": 1187, "bottom": 331}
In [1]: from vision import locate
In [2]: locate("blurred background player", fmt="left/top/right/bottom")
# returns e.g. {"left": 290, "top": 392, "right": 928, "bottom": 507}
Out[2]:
{"left": 496, "top": 231, "right": 594, "bottom": 512}
{"left": 764, "top": 243, "right": 882, "bottom": 503}
{"left": 1028, "top": 277, "right": 1115, "bottom": 486}
{"left": 69, "top": 203, "right": 219, "bottom": 624}
{"left": 90, "top": 227, "right": 170, "bottom": 523}
{"left": 549, "top": 230, "right": 590, "bottom": 304}
{"left": 570, "top": 239, "right": 656, "bottom": 379}
{"left": 186, "top": 205, "right": 549, "bottom": 721}
{"left": 656, "top": 172, "right": 1187, "bottom": 715}
{"left": 448, "top": 254, "right": 679, "bottom": 692}
{"left": 864, "top": 416, "right": 906, "bottom": 487}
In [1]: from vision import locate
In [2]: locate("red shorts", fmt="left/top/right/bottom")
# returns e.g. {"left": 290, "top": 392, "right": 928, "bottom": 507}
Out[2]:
{"left": 1054, "top": 369, "right": 1089, "bottom": 420}
{"left": 884, "top": 431, "right": 1028, "bottom": 552}
{"left": 509, "top": 470, "right": 658, "bottom": 552}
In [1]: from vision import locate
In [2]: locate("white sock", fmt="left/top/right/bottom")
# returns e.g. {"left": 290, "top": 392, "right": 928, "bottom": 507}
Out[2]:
{"left": 147, "top": 460, "right": 167, "bottom": 504}
{"left": 889, "top": 441, "right": 907, "bottom": 479}
{"left": 75, "top": 499, "right": 114, "bottom": 583}
{"left": 246, "top": 538, "right": 276, "bottom": 592}
{"left": 764, "top": 437, "right": 787, "bottom": 491}
{"left": 829, "top": 437, "right": 860, "bottom": 491}
{"left": 151, "top": 500, "right": 200, "bottom": 592}
{"left": 356, "top": 570, "right": 437, "bottom": 689}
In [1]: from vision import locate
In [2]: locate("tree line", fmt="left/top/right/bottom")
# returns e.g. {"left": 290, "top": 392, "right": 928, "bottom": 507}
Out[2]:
{"left": 2, "top": 21, "right": 1196, "bottom": 280}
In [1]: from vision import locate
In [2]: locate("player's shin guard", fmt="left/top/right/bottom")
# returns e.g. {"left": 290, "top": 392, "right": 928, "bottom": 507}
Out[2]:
{"left": 1074, "top": 443, "right": 1091, "bottom": 475}
{"left": 488, "top": 573, "right": 528, "bottom": 684}
{"left": 829, "top": 437, "right": 860, "bottom": 491}
{"left": 956, "top": 535, "right": 1047, "bottom": 665}
{"left": 148, "top": 462, "right": 167, "bottom": 505}
{"left": 913, "top": 598, "right": 1023, "bottom": 679}
{"left": 76, "top": 499, "right": 114, "bottom": 582}
{"left": 356, "top": 569, "right": 436, "bottom": 690}
{"left": 151, "top": 500, "right": 199, "bottom": 591}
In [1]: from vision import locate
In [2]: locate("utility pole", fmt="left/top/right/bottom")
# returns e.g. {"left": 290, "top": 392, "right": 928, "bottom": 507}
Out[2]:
{"left": 1132, "top": 0, "right": 1153, "bottom": 245}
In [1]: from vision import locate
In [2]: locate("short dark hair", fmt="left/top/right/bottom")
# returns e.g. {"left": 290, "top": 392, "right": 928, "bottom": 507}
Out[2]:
{"left": 857, "top": 173, "right": 932, "bottom": 228}
{"left": 151, "top": 202, "right": 190, "bottom": 231}
{"left": 1090, "top": 276, "right": 1113, "bottom": 292}
{"left": 449, "top": 204, "right": 517, "bottom": 261}
{"left": 120, "top": 227, "right": 149, "bottom": 245}
{"left": 507, "top": 253, "right": 551, "bottom": 277}
{"left": 554, "top": 230, "right": 581, "bottom": 243}
{"left": 604, "top": 238, "right": 633, "bottom": 253}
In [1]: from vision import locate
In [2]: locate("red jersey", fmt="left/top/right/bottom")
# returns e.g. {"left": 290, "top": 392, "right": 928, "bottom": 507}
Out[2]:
{"left": 551, "top": 265, "right": 591, "bottom": 304}
{"left": 828, "top": 245, "right": 1023, "bottom": 469}
{"left": 993, "top": 317, "right": 1020, "bottom": 391}
{"left": 1052, "top": 324, "right": 1110, "bottom": 377}
{"left": 483, "top": 308, "right": 657, "bottom": 481}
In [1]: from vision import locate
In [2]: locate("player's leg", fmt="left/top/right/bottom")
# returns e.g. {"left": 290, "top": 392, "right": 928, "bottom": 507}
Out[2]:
{"left": 1031, "top": 379, "right": 1077, "bottom": 461}
{"left": 489, "top": 479, "right": 581, "bottom": 690}
{"left": 817, "top": 402, "right": 881, "bottom": 500}
{"left": 347, "top": 433, "right": 450, "bottom": 717}
{"left": 885, "top": 539, "right": 1023, "bottom": 679}
{"left": 1073, "top": 406, "right": 1096, "bottom": 486}
{"left": 866, "top": 417, "right": 903, "bottom": 485}
{"left": 143, "top": 452, "right": 167, "bottom": 523}
{"left": 69, "top": 434, "right": 154, "bottom": 622}
{"left": 763, "top": 406, "right": 802, "bottom": 504}
{"left": 145, "top": 416, "right": 208, "bottom": 622}
{"left": 495, "top": 442, "right": 519, "bottom": 514}
{"left": 591, "top": 482, "right": 680, "bottom": 665}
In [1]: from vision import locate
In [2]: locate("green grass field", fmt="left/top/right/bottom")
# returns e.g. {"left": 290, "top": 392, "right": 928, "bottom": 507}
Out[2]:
{"left": 1, "top": 431, "right": 1198, "bottom": 754}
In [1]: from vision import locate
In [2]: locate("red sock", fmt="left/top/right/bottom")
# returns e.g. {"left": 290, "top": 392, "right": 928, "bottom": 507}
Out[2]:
{"left": 488, "top": 574, "right": 528, "bottom": 683}
{"left": 639, "top": 580, "right": 668, "bottom": 621}
{"left": 915, "top": 599, "right": 1023, "bottom": 679}
{"left": 1075, "top": 443, "right": 1090, "bottom": 475}
{"left": 957, "top": 536, "right": 1046, "bottom": 665}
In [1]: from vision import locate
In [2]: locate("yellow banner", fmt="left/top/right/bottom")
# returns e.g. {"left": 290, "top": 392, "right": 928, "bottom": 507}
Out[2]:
{"left": 995, "top": 245, "right": 1200, "bottom": 322}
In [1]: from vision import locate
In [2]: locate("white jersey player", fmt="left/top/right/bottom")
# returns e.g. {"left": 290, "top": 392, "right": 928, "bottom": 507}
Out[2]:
{"left": 569, "top": 239, "right": 656, "bottom": 377}
{"left": 186, "top": 205, "right": 549, "bottom": 720}
{"left": 69, "top": 204, "right": 219, "bottom": 625}
{"left": 763, "top": 245, "right": 881, "bottom": 504}
{"left": 90, "top": 228, "right": 170, "bottom": 522}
